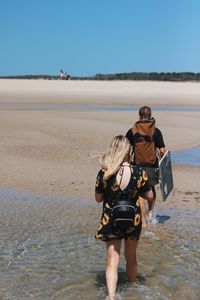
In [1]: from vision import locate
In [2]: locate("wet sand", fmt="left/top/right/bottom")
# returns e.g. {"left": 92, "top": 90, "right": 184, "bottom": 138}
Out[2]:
{"left": 0, "top": 79, "right": 200, "bottom": 299}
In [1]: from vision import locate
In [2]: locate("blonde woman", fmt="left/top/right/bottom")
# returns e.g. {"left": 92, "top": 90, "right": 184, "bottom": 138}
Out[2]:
{"left": 95, "top": 135, "right": 154, "bottom": 300}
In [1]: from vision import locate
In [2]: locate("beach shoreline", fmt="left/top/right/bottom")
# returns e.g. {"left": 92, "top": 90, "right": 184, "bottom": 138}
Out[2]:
{"left": 1, "top": 79, "right": 200, "bottom": 105}
{"left": 0, "top": 79, "right": 200, "bottom": 299}
{"left": 0, "top": 79, "right": 199, "bottom": 209}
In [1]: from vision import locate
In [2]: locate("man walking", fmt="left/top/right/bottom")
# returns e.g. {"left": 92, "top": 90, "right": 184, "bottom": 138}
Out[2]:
{"left": 126, "top": 106, "right": 166, "bottom": 226}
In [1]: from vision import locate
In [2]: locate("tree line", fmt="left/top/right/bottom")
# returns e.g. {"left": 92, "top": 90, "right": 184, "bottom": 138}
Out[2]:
{"left": 1, "top": 72, "right": 200, "bottom": 81}
{"left": 86, "top": 72, "right": 200, "bottom": 81}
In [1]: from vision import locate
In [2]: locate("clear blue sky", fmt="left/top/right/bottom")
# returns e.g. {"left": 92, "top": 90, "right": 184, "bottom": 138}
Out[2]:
{"left": 1, "top": 0, "right": 200, "bottom": 76}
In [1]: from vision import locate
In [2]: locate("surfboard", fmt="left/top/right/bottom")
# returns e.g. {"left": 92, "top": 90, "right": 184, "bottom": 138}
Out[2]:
{"left": 158, "top": 150, "right": 174, "bottom": 201}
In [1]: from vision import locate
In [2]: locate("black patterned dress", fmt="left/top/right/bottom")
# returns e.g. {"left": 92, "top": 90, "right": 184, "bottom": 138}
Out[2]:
{"left": 95, "top": 165, "right": 150, "bottom": 241}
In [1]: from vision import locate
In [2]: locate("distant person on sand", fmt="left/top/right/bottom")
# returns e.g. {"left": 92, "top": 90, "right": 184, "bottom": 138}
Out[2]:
{"left": 126, "top": 106, "right": 166, "bottom": 226}
{"left": 95, "top": 135, "right": 154, "bottom": 300}
{"left": 60, "top": 69, "right": 64, "bottom": 79}
{"left": 59, "top": 69, "right": 70, "bottom": 80}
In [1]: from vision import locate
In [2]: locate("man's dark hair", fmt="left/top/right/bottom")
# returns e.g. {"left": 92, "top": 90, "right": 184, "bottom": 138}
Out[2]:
{"left": 139, "top": 106, "right": 152, "bottom": 119}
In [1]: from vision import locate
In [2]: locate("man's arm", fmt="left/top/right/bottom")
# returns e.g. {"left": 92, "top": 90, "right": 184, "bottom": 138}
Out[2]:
{"left": 155, "top": 128, "right": 166, "bottom": 157}
{"left": 159, "top": 147, "right": 166, "bottom": 157}
{"left": 125, "top": 128, "right": 133, "bottom": 145}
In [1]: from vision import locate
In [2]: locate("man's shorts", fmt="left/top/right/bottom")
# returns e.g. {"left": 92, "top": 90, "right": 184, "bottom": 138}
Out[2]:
{"left": 142, "top": 166, "right": 159, "bottom": 186}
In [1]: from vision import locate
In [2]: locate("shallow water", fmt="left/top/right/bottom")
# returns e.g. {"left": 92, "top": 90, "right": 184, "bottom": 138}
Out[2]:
{"left": 0, "top": 188, "right": 199, "bottom": 299}
{"left": 172, "top": 147, "right": 200, "bottom": 166}
{"left": 0, "top": 103, "right": 200, "bottom": 111}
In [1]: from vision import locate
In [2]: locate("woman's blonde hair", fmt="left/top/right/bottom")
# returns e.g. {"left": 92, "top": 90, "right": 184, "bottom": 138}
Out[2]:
{"left": 100, "top": 135, "right": 132, "bottom": 180}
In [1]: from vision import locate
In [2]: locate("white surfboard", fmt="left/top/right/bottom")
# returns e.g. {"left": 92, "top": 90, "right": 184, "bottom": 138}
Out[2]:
{"left": 158, "top": 150, "right": 174, "bottom": 201}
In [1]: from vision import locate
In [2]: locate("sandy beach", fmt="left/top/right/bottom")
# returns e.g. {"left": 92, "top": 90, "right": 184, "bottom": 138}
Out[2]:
{"left": 0, "top": 79, "right": 200, "bottom": 207}
{"left": 0, "top": 79, "right": 200, "bottom": 299}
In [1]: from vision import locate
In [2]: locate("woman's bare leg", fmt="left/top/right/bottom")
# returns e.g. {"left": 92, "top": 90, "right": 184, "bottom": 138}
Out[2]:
{"left": 124, "top": 239, "right": 138, "bottom": 282}
{"left": 106, "top": 239, "right": 122, "bottom": 300}
{"left": 139, "top": 197, "right": 146, "bottom": 227}
{"left": 148, "top": 185, "right": 156, "bottom": 222}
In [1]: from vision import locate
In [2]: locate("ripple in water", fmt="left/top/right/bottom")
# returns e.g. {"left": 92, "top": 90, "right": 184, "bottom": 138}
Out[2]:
{"left": 0, "top": 188, "right": 199, "bottom": 299}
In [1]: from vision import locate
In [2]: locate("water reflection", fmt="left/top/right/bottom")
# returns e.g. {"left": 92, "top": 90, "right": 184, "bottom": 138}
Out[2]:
{"left": 0, "top": 188, "right": 199, "bottom": 299}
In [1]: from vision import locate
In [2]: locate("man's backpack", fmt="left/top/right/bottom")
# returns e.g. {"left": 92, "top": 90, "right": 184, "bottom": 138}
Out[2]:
{"left": 112, "top": 190, "right": 136, "bottom": 232}
{"left": 132, "top": 119, "right": 156, "bottom": 166}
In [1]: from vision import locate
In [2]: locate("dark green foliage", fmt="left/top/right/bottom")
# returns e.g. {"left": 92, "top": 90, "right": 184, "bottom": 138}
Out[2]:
{"left": 1, "top": 72, "right": 200, "bottom": 81}
{"left": 90, "top": 72, "right": 200, "bottom": 81}
{"left": 0, "top": 75, "right": 58, "bottom": 80}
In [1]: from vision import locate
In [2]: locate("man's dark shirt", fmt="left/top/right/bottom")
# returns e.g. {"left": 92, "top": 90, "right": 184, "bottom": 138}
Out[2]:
{"left": 126, "top": 127, "right": 165, "bottom": 167}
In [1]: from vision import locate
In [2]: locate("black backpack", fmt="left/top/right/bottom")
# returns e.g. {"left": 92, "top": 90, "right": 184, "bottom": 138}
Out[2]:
{"left": 112, "top": 190, "right": 136, "bottom": 232}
